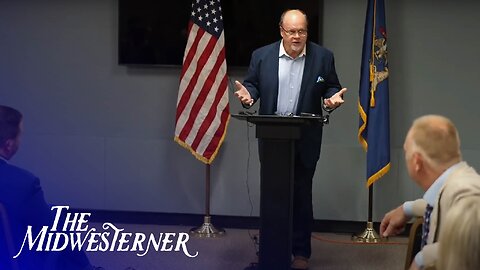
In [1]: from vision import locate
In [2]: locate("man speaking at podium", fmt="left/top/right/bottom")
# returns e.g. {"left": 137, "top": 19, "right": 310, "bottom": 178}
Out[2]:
{"left": 234, "top": 9, "right": 346, "bottom": 270}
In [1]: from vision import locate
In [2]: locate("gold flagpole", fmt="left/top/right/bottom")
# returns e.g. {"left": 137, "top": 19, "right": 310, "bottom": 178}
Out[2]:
{"left": 190, "top": 164, "right": 225, "bottom": 237}
{"left": 352, "top": 184, "right": 385, "bottom": 243}
{"left": 352, "top": 0, "right": 386, "bottom": 243}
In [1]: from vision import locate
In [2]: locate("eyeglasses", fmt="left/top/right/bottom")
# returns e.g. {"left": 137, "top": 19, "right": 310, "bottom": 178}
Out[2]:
{"left": 280, "top": 26, "right": 307, "bottom": 37}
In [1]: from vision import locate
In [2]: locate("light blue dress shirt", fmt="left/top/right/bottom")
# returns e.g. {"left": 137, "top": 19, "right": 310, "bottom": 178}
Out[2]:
{"left": 275, "top": 40, "right": 306, "bottom": 116}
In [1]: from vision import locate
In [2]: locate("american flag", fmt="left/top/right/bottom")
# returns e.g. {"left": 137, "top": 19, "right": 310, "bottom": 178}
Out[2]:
{"left": 174, "top": 0, "right": 230, "bottom": 164}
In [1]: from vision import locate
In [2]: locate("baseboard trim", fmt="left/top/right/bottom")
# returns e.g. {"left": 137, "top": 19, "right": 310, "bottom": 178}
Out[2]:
{"left": 76, "top": 209, "right": 410, "bottom": 236}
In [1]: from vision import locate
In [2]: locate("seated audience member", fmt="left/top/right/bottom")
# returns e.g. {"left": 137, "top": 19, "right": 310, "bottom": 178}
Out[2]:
{"left": 0, "top": 104, "right": 93, "bottom": 270}
{"left": 437, "top": 196, "right": 480, "bottom": 270}
{"left": 380, "top": 115, "right": 480, "bottom": 270}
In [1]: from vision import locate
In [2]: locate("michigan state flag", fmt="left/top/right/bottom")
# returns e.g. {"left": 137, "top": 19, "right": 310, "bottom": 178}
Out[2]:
{"left": 358, "top": 0, "right": 390, "bottom": 187}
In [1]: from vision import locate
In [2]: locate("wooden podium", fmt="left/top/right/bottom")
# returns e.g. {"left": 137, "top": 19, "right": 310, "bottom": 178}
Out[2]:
{"left": 232, "top": 114, "right": 327, "bottom": 270}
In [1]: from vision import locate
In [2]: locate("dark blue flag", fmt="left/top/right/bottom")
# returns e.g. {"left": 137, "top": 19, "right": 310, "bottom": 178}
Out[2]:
{"left": 358, "top": 0, "right": 390, "bottom": 187}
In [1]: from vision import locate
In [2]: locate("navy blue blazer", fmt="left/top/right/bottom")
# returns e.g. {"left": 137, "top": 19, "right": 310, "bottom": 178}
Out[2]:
{"left": 243, "top": 41, "right": 342, "bottom": 167}
{"left": 0, "top": 159, "right": 91, "bottom": 270}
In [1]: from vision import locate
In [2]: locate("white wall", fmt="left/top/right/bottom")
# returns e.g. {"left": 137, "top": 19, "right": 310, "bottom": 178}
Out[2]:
{"left": 1, "top": 0, "right": 479, "bottom": 221}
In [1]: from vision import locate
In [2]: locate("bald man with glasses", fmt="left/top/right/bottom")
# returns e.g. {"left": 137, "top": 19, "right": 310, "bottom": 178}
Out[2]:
{"left": 234, "top": 9, "right": 347, "bottom": 270}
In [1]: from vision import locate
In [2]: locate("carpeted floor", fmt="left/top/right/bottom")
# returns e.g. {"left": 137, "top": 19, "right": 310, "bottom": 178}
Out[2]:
{"left": 87, "top": 223, "right": 408, "bottom": 270}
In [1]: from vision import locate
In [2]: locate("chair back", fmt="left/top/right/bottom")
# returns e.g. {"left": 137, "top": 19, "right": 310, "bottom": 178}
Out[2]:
{"left": 405, "top": 217, "right": 424, "bottom": 270}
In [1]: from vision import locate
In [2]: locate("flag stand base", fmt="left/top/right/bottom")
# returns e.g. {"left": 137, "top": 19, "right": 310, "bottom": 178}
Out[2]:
{"left": 189, "top": 216, "right": 225, "bottom": 238}
{"left": 351, "top": 221, "right": 387, "bottom": 243}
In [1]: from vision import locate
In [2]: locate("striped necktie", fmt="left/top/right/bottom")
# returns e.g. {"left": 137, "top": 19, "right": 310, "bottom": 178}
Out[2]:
{"left": 421, "top": 204, "right": 434, "bottom": 248}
